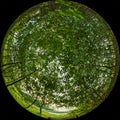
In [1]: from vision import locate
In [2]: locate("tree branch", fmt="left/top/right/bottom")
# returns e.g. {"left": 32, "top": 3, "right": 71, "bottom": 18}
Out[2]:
{"left": 6, "top": 69, "right": 37, "bottom": 87}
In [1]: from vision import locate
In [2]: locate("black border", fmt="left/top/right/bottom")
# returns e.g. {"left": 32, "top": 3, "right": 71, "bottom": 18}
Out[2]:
{"left": 0, "top": 0, "right": 120, "bottom": 120}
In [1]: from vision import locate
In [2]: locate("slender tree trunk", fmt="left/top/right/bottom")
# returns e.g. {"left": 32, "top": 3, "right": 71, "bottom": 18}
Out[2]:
{"left": 6, "top": 69, "right": 37, "bottom": 87}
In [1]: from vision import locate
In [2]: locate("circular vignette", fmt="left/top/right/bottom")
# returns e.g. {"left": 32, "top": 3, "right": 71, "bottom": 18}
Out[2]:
{"left": 1, "top": 0, "right": 120, "bottom": 119}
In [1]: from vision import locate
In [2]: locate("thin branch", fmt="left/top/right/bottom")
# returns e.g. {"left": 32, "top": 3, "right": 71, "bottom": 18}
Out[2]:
{"left": 39, "top": 95, "right": 46, "bottom": 115}
{"left": 1, "top": 62, "right": 22, "bottom": 67}
{"left": 1, "top": 55, "right": 12, "bottom": 58}
{"left": 40, "top": 101, "right": 45, "bottom": 115}
{"left": 26, "top": 93, "right": 39, "bottom": 109}
{"left": 6, "top": 69, "right": 37, "bottom": 87}
{"left": 9, "top": 31, "right": 19, "bottom": 39}
{"left": 1, "top": 65, "right": 13, "bottom": 72}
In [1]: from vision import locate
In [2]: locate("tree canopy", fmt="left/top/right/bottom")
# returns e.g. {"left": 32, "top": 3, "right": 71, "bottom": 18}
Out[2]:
{"left": 1, "top": 0, "right": 119, "bottom": 119}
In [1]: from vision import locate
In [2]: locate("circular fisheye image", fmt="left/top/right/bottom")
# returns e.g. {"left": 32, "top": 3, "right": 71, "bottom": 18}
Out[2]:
{"left": 1, "top": 0, "right": 119, "bottom": 119}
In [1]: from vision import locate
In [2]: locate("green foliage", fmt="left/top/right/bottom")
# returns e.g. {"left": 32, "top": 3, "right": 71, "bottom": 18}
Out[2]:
{"left": 1, "top": 0, "right": 119, "bottom": 119}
